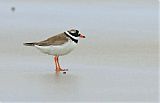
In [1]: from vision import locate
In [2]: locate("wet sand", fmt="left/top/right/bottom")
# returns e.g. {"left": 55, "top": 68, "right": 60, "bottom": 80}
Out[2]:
{"left": 0, "top": 0, "right": 158, "bottom": 102}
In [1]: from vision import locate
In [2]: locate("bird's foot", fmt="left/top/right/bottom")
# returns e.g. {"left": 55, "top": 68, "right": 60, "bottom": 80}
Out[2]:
{"left": 55, "top": 68, "right": 68, "bottom": 72}
{"left": 60, "top": 68, "right": 68, "bottom": 71}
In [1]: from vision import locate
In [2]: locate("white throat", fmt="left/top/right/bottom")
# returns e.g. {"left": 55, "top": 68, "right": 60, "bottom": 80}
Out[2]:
{"left": 65, "top": 31, "right": 79, "bottom": 40}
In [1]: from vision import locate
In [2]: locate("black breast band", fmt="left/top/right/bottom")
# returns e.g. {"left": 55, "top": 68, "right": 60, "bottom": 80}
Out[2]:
{"left": 64, "top": 32, "right": 78, "bottom": 43}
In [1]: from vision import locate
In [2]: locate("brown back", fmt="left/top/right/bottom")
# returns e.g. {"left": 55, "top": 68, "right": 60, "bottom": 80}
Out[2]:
{"left": 35, "top": 33, "right": 68, "bottom": 46}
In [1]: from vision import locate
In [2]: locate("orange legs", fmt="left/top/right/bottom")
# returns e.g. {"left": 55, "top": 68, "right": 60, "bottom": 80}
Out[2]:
{"left": 54, "top": 56, "right": 68, "bottom": 72}
{"left": 54, "top": 56, "right": 59, "bottom": 72}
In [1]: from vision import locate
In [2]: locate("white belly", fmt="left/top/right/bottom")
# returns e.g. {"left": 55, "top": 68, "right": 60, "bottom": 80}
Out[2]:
{"left": 34, "top": 40, "right": 77, "bottom": 56}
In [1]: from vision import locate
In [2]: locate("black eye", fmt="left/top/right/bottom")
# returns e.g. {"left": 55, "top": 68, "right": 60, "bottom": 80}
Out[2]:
{"left": 68, "top": 29, "right": 80, "bottom": 37}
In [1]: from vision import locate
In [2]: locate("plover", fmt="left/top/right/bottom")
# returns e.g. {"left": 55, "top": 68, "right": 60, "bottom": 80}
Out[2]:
{"left": 24, "top": 29, "right": 85, "bottom": 73}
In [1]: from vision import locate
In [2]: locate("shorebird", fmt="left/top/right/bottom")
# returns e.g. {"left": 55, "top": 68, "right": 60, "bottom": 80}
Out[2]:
{"left": 24, "top": 29, "right": 85, "bottom": 73}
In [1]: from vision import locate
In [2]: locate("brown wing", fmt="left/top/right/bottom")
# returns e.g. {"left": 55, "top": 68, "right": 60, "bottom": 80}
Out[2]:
{"left": 35, "top": 33, "right": 68, "bottom": 46}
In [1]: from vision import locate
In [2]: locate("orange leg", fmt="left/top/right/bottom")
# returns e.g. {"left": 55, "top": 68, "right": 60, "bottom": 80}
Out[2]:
{"left": 56, "top": 56, "right": 62, "bottom": 71}
{"left": 54, "top": 56, "right": 68, "bottom": 72}
{"left": 57, "top": 56, "right": 68, "bottom": 71}
{"left": 54, "top": 56, "right": 60, "bottom": 72}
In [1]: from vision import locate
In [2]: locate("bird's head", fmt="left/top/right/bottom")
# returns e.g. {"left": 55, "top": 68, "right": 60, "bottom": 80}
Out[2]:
{"left": 65, "top": 29, "right": 86, "bottom": 40}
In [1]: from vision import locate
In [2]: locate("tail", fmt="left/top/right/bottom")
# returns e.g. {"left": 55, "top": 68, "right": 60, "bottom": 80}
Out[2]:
{"left": 23, "top": 42, "right": 36, "bottom": 46}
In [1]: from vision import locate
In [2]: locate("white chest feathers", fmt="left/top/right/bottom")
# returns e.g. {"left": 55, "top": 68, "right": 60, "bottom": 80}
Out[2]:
{"left": 34, "top": 40, "right": 77, "bottom": 56}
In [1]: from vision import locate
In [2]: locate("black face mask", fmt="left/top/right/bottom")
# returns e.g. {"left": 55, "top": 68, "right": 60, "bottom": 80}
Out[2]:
{"left": 69, "top": 30, "right": 80, "bottom": 37}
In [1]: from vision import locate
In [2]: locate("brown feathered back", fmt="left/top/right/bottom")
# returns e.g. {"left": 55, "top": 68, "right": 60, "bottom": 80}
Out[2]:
{"left": 24, "top": 33, "right": 68, "bottom": 46}
{"left": 36, "top": 33, "right": 68, "bottom": 46}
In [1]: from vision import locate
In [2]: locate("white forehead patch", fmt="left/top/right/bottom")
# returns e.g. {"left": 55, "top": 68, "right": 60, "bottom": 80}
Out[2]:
{"left": 70, "top": 30, "right": 76, "bottom": 33}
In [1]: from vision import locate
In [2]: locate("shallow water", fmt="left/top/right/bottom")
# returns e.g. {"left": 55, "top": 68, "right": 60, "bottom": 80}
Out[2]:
{"left": 0, "top": 0, "right": 158, "bottom": 102}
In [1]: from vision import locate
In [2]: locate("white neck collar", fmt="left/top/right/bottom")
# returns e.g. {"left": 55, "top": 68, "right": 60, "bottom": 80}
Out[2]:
{"left": 65, "top": 31, "right": 79, "bottom": 40}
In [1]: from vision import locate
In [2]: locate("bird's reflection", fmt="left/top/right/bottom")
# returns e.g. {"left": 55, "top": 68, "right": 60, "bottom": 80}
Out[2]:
{"left": 38, "top": 71, "right": 79, "bottom": 95}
